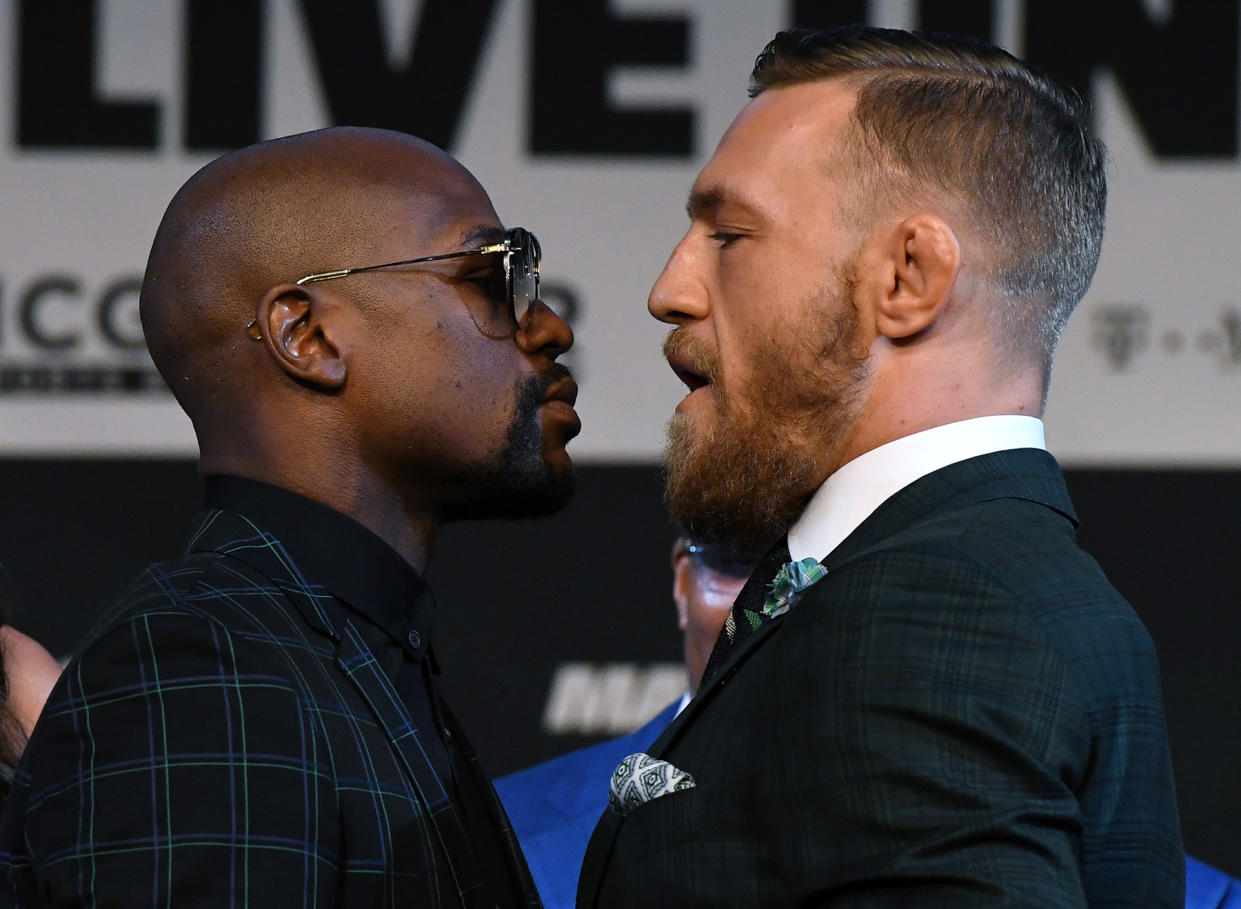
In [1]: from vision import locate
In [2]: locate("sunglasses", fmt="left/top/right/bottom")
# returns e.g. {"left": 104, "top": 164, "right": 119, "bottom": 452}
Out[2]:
{"left": 247, "top": 227, "right": 541, "bottom": 339}
{"left": 683, "top": 539, "right": 761, "bottom": 581}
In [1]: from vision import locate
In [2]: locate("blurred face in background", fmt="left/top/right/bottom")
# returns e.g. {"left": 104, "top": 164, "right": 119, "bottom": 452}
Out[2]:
{"left": 672, "top": 538, "right": 757, "bottom": 691}
{"left": 0, "top": 625, "right": 62, "bottom": 764}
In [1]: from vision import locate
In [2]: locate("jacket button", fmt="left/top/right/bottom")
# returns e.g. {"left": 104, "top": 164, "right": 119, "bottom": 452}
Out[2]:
{"left": 407, "top": 629, "right": 422, "bottom": 649}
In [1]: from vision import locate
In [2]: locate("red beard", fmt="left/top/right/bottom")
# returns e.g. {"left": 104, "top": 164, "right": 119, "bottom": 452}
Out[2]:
{"left": 663, "top": 292, "right": 869, "bottom": 554}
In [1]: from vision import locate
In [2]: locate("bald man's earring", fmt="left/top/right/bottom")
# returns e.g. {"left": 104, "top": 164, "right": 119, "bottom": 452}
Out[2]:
{"left": 245, "top": 320, "right": 262, "bottom": 340}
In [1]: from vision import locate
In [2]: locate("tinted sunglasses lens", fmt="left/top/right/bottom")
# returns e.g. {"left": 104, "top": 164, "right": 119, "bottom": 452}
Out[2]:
{"left": 509, "top": 229, "right": 540, "bottom": 324}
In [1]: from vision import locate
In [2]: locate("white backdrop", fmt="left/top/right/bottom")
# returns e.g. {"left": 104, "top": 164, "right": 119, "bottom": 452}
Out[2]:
{"left": 1, "top": 0, "right": 1238, "bottom": 464}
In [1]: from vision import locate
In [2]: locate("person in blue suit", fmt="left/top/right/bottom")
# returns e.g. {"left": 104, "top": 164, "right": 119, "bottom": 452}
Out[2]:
{"left": 495, "top": 536, "right": 756, "bottom": 909}
{"left": 1187, "top": 855, "right": 1241, "bottom": 909}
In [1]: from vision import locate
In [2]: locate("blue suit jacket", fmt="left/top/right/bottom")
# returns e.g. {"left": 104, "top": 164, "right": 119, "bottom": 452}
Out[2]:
{"left": 495, "top": 701, "right": 681, "bottom": 909}
{"left": 1187, "top": 856, "right": 1241, "bottom": 909}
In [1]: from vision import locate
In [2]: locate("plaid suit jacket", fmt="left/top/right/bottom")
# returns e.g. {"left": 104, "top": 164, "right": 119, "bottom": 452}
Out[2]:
{"left": 0, "top": 508, "right": 540, "bottom": 908}
{"left": 580, "top": 449, "right": 1184, "bottom": 908}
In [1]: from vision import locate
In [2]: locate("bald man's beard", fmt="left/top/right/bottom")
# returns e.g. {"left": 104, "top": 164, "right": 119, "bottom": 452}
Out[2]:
{"left": 664, "top": 295, "right": 869, "bottom": 556}
{"left": 447, "top": 369, "right": 575, "bottom": 521}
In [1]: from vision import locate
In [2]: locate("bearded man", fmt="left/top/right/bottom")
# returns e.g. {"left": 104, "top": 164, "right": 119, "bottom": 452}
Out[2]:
{"left": 579, "top": 26, "right": 1183, "bottom": 907}
{"left": 2, "top": 127, "right": 579, "bottom": 907}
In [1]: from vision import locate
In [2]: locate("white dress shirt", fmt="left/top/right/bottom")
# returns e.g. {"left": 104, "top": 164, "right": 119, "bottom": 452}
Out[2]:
{"left": 787, "top": 415, "right": 1047, "bottom": 562}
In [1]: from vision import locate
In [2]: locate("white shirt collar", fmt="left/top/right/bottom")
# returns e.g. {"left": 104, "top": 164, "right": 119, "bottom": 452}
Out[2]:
{"left": 787, "top": 415, "right": 1047, "bottom": 562}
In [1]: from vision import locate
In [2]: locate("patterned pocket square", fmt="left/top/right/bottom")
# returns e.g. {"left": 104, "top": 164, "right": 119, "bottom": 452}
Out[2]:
{"left": 608, "top": 752, "right": 696, "bottom": 817}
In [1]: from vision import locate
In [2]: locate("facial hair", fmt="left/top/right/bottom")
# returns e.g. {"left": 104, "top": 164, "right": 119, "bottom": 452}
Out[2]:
{"left": 664, "top": 284, "right": 869, "bottom": 555}
{"left": 447, "top": 363, "right": 575, "bottom": 521}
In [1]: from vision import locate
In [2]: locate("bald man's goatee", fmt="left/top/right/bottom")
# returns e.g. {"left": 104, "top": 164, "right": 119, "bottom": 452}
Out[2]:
{"left": 447, "top": 370, "right": 574, "bottom": 521}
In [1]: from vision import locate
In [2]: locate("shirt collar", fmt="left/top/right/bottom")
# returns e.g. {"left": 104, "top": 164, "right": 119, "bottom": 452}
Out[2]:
{"left": 203, "top": 476, "right": 434, "bottom": 659}
{"left": 787, "top": 415, "right": 1047, "bottom": 562}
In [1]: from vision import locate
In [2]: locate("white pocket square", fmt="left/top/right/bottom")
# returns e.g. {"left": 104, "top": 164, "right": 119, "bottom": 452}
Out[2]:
{"left": 608, "top": 752, "right": 696, "bottom": 817}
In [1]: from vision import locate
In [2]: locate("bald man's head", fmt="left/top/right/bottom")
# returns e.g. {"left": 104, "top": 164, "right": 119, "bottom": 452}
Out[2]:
{"left": 140, "top": 127, "right": 488, "bottom": 437}
{"left": 137, "top": 127, "right": 579, "bottom": 560}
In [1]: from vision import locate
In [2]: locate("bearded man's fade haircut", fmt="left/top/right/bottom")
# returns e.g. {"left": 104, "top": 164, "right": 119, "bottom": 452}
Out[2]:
{"left": 750, "top": 26, "right": 1108, "bottom": 382}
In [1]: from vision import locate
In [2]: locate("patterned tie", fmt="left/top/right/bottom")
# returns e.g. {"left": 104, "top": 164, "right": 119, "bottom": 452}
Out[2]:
{"left": 698, "top": 539, "right": 828, "bottom": 688}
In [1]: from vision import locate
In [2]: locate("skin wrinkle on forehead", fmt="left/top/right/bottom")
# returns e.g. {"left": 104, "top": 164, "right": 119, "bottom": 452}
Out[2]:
{"left": 345, "top": 188, "right": 489, "bottom": 248}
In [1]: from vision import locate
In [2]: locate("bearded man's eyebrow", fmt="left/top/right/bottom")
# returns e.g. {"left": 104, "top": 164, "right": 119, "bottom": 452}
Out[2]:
{"left": 686, "top": 187, "right": 765, "bottom": 222}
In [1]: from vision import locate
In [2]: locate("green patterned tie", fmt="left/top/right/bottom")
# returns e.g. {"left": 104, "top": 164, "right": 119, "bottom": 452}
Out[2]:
{"left": 725, "top": 555, "right": 828, "bottom": 637}
{"left": 700, "top": 542, "right": 828, "bottom": 688}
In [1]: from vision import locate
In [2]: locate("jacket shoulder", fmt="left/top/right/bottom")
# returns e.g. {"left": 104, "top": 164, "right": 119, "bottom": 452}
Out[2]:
{"left": 90, "top": 546, "right": 331, "bottom": 659}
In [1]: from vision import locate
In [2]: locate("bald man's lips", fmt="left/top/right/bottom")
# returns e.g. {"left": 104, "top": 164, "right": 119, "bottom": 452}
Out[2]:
{"left": 542, "top": 374, "right": 581, "bottom": 439}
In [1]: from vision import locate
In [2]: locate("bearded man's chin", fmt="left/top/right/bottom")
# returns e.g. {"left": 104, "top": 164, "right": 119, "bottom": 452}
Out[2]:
{"left": 663, "top": 409, "right": 819, "bottom": 556}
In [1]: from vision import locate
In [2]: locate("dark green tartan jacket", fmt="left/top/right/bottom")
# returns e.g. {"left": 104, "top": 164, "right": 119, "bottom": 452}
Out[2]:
{"left": 580, "top": 449, "right": 1184, "bottom": 908}
{"left": 0, "top": 508, "right": 540, "bottom": 908}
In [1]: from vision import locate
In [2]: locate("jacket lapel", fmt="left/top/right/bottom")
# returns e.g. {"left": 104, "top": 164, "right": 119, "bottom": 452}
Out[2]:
{"left": 439, "top": 701, "right": 544, "bottom": 907}
{"left": 331, "top": 625, "right": 498, "bottom": 909}
{"left": 652, "top": 617, "right": 783, "bottom": 757}
{"left": 577, "top": 613, "right": 786, "bottom": 907}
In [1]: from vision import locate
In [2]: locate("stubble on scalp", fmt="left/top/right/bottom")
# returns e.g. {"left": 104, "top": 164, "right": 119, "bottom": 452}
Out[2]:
{"left": 664, "top": 282, "right": 869, "bottom": 554}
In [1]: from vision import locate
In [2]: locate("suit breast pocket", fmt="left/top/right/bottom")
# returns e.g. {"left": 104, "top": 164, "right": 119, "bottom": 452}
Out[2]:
{"left": 612, "top": 782, "right": 705, "bottom": 858}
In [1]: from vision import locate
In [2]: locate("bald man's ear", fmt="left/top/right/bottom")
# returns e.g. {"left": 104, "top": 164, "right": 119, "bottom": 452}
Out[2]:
{"left": 865, "top": 214, "right": 961, "bottom": 341}
{"left": 255, "top": 285, "right": 347, "bottom": 391}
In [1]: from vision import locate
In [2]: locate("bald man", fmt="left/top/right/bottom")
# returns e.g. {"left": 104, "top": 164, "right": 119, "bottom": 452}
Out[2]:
{"left": 0, "top": 128, "right": 578, "bottom": 907}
